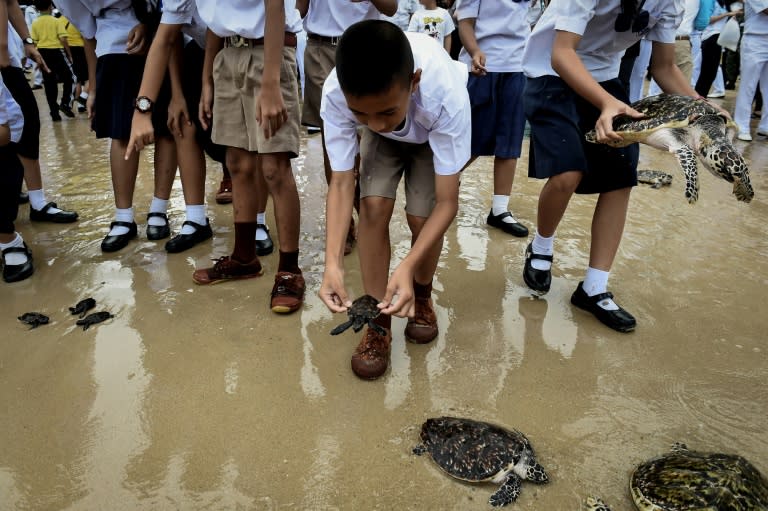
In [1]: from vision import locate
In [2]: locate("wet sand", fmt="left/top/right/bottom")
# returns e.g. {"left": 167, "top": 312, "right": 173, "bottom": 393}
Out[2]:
{"left": 1, "top": 91, "right": 766, "bottom": 510}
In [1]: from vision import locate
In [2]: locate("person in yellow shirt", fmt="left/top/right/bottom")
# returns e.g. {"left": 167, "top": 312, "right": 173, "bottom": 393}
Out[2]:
{"left": 59, "top": 14, "right": 87, "bottom": 112}
{"left": 30, "top": 0, "right": 75, "bottom": 121}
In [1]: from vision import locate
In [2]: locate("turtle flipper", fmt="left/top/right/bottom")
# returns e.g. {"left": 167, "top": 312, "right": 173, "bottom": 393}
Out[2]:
{"left": 368, "top": 321, "right": 387, "bottom": 336}
{"left": 330, "top": 320, "right": 353, "bottom": 335}
{"left": 412, "top": 444, "right": 427, "bottom": 455}
{"left": 489, "top": 473, "right": 521, "bottom": 507}
{"left": 673, "top": 145, "right": 699, "bottom": 204}
{"left": 585, "top": 496, "right": 613, "bottom": 511}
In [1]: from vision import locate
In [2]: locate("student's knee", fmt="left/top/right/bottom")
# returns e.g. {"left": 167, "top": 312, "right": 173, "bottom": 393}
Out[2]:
{"left": 360, "top": 197, "right": 393, "bottom": 226}
{"left": 225, "top": 148, "right": 255, "bottom": 176}
{"left": 260, "top": 154, "right": 293, "bottom": 190}
{"left": 547, "top": 171, "right": 582, "bottom": 195}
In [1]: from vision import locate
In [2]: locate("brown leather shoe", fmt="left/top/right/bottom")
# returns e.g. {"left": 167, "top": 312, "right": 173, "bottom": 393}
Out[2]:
{"left": 405, "top": 297, "right": 438, "bottom": 344}
{"left": 215, "top": 178, "right": 233, "bottom": 204}
{"left": 192, "top": 256, "right": 263, "bottom": 285}
{"left": 344, "top": 218, "right": 356, "bottom": 256}
{"left": 270, "top": 271, "right": 305, "bottom": 313}
{"left": 351, "top": 326, "right": 392, "bottom": 379}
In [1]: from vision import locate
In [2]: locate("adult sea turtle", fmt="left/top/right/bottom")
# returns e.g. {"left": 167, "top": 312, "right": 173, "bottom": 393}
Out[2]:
{"left": 585, "top": 94, "right": 754, "bottom": 204}
{"left": 413, "top": 417, "right": 549, "bottom": 507}
{"left": 586, "top": 443, "right": 768, "bottom": 510}
{"left": 329, "top": 294, "right": 386, "bottom": 336}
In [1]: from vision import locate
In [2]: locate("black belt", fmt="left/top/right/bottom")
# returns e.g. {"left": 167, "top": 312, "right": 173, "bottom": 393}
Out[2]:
{"left": 675, "top": 35, "right": 690, "bottom": 40}
{"left": 225, "top": 32, "right": 298, "bottom": 48}
{"left": 307, "top": 33, "right": 342, "bottom": 46}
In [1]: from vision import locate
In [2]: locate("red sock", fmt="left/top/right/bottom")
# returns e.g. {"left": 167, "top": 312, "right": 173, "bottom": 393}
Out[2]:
{"left": 232, "top": 222, "right": 257, "bottom": 263}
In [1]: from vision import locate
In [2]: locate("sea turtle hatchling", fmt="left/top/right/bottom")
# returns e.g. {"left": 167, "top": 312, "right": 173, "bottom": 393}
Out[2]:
{"left": 586, "top": 443, "right": 768, "bottom": 510}
{"left": 69, "top": 297, "right": 96, "bottom": 318}
{"left": 585, "top": 94, "right": 754, "bottom": 204}
{"left": 18, "top": 312, "right": 49, "bottom": 329}
{"left": 413, "top": 417, "right": 549, "bottom": 507}
{"left": 76, "top": 311, "right": 114, "bottom": 331}
{"left": 637, "top": 170, "right": 673, "bottom": 189}
{"left": 329, "top": 294, "right": 386, "bottom": 336}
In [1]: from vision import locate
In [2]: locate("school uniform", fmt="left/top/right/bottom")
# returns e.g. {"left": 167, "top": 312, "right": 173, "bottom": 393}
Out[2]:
{"left": 61, "top": 16, "right": 88, "bottom": 85}
{"left": 407, "top": 7, "right": 455, "bottom": 46}
{"left": 321, "top": 32, "right": 471, "bottom": 218}
{"left": 733, "top": 0, "right": 768, "bottom": 137}
{"left": 380, "top": 0, "right": 419, "bottom": 31}
{"left": 196, "top": 0, "right": 302, "bottom": 155}
{"left": 694, "top": 0, "right": 729, "bottom": 96}
{"left": 31, "top": 12, "right": 75, "bottom": 117}
{"left": 55, "top": 0, "right": 146, "bottom": 140}
{"left": 522, "top": 0, "right": 683, "bottom": 194}
{"left": 301, "top": 0, "right": 383, "bottom": 128}
{"left": 456, "top": 0, "right": 531, "bottom": 159}
{"left": 0, "top": 74, "right": 25, "bottom": 235}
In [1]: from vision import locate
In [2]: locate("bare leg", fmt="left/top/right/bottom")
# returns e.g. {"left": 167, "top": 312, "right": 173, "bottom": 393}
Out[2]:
{"left": 588, "top": 187, "right": 631, "bottom": 271}
{"left": 493, "top": 156, "right": 517, "bottom": 196}
{"left": 255, "top": 158, "right": 269, "bottom": 215}
{"left": 110, "top": 139, "right": 140, "bottom": 209}
{"left": 19, "top": 156, "right": 42, "bottom": 191}
{"left": 226, "top": 147, "right": 260, "bottom": 222}
{"left": 536, "top": 171, "right": 582, "bottom": 237}
{"left": 406, "top": 213, "right": 443, "bottom": 285}
{"left": 260, "top": 153, "right": 299, "bottom": 253}
{"left": 153, "top": 136, "right": 177, "bottom": 202}
{"left": 174, "top": 123, "right": 205, "bottom": 206}
{"left": 358, "top": 196, "right": 395, "bottom": 298}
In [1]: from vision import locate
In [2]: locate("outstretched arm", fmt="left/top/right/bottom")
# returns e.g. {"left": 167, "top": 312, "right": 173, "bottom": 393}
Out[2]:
{"left": 320, "top": 169, "right": 356, "bottom": 313}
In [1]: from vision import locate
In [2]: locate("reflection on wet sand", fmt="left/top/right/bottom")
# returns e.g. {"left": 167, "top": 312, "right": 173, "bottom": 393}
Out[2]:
{"left": 0, "top": 92, "right": 766, "bottom": 509}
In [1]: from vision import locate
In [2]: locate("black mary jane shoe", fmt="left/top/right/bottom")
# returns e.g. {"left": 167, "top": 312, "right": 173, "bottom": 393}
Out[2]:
{"left": 255, "top": 223, "right": 274, "bottom": 256}
{"left": 165, "top": 219, "right": 213, "bottom": 253}
{"left": 2, "top": 243, "right": 34, "bottom": 283}
{"left": 29, "top": 201, "right": 79, "bottom": 223}
{"left": 487, "top": 210, "right": 529, "bottom": 237}
{"left": 146, "top": 212, "right": 171, "bottom": 240}
{"left": 523, "top": 243, "right": 552, "bottom": 295}
{"left": 101, "top": 221, "right": 138, "bottom": 253}
{"left": 19, "top": 192, "right": 29, "bottom": 204}
{"left": 570, "top": 281, "right": 636, "bottom": 333}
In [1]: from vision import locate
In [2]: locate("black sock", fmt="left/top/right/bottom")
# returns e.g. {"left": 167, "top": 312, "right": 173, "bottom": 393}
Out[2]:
{"left": 232, "top": 222, "right": 257, "bottom": 263}
{"left": 413, "top": 280, "right": 433, "bottom": 300}
{"left": 278, "top": 249, "right": 300, "bottom": 274}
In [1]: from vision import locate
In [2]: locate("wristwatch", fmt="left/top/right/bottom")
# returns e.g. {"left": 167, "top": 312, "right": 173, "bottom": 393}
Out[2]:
{"left": 135, "top": 96, "right": 154, "bottom": 114}
{"left": 23, "top": 37, "right": 34, "bottom": 45}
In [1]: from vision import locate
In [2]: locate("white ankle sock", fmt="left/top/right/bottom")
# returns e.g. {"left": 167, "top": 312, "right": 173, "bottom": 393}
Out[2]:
{"left": 28, "top": 189, "right": 63, "bottom": 214}
{"left": 255, "top": 212, "right": 268, "bottom": 240}
{"left": 182, "top": 204, "right": 206, "bottom": 234}
{"left": 148, "top": 197, "right": 169, "bottom": 226}
{"left": 0, "top": 233, "right": 29, "bottom": 265}
{"left": 583, "top": 267, "right": 618, "bottom": 311}
{"left": 109, "top": 207, "right": 134, "bottom": 236}
{"left": 530, "top": 230, "right": 554, "bottom": 271}
{"left": 491, "top": 195, "right": 519, "bottom": 223}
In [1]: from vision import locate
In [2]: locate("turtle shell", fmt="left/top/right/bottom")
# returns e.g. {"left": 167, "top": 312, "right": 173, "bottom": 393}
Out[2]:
{"left": 611, "top": 94, "right": 722, "bottom": 137}
{"left": 630, "top": 444, "right": 768, "bottom": 510}
{"left": 419, "top": 417, "right": 533, "bottom": 482}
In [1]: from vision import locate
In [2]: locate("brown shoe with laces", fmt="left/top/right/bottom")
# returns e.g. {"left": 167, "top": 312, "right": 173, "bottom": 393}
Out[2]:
{"left": 344, "top": 218, "right": 356, "bottom": 256}
{"left": 192, "top": 256, "right": 263, "bottom": 285}
{"left": 215, "top": 178, "right": 233, "bottom": 204}
{"left": 405, "top": 297, "right": 438, "bottom": 344}
{"left": 270, "top": 271, "right": 305, "bottom": 313}
{"left": 351, "top": 326, "right": 392, "bottom": 379}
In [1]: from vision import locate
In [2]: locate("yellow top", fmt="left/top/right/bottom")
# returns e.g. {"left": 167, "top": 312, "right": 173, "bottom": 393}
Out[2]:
{"left": 30, "top": 13, "right": 66, "bottom": 50}
{"left": 60, "top": 16, "right": 85, "bottom": 47}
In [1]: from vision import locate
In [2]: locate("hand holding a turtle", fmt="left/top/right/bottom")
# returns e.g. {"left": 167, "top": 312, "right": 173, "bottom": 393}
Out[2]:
{"left": 595, "top": 97, "right": 644, "bottom": 143}
{"left": 379, "top": 264, "right": 415, "bottom": 318}
{"left": 319, "top": 265, "right": 353, "bottom": 313}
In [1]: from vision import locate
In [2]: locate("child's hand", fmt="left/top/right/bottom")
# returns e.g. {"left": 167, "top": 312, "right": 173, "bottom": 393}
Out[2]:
{"left": 168, "top": 94, "right": 192, "bottom": 138}
{"left": 24, "top": 45, "right": 50, "bottom": 73}
{"left": 86, "top": 91, "right": 96, "bottom": 122}
{"left": 470, "top": 50, "right": 487, "bottom": 76}
{"left": 125, "top": 112, "right": 154, "bottom": 159}
{"left": 379, "top": 266, "right": 415, "bottom": 318}
{"left": 199, "top": 78, "right": 214, "bottom": 131}
{"left": 320, "top": 267, "right": 352, "bottom": 313}
{"left": 126, "top": 24, "right": 148, "bottom": 55}
{"left": 255, "top": 81, "right": 288, "bottom": 140}
{"left": 594, "top": 98, "right": 643, "bottom": 143}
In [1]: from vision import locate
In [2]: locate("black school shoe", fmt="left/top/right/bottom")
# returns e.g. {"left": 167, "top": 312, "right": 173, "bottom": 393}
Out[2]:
{"left": 523, "top": 243, "right": 552, "bottom": 295}
{"left": 101, "top": 221, "right": 138, "bottom": 252}
{"left": 487, "top": 210, "right": 529, "bottom": 237}
{"left": 2, "top": 243, "right": 34, "bottom": 283}
{"left": 146, "top": 212, "right": 171, "bottom": 240}
{"left": 29, "top": 201, "right": 79, "bottom": 223}
{"left": 165, "top": 219, "right": 213, "bottom": 253}
{"left": 255, "top": 223, "right": 274, "bottom": 256}
{"left": 570, "top": 281, "right": 636, "bottom": 333}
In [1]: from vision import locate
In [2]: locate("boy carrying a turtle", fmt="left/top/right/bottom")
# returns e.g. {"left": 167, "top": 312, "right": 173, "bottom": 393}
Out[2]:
{"left": 318, "top": 20, "right": 471, "bottom": 380}
{"left": 520, "top": 0, "right": 717, "bottom": 332}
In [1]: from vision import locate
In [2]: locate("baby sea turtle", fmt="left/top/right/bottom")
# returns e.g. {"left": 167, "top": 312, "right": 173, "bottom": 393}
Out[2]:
{"left": 637, "top": 170, "right": 673, "bottom": 189}
{"left": 586, "top": 443, "right": 768, "bottom": 510}
{"left": 413, "top": 417, "right": 549, "bottom": 507}
{"left": 69, "top": 297, "right": 96, "bottom": 318}
{"left": 585, "top": 94, "right": 754, "bottom": 204}
{"left": 18, "top": 312, "right": 49, "bottom": 329}
{"left": 329, "top": 294, "right": 386, "bottom": 336}
{"left": 76, "top": 311, "right": 114, "bottom": 331}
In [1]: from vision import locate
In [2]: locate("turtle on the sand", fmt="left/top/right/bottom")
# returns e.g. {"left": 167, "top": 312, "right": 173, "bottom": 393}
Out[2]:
{"left": 69, "top": 297, "right": 96, "bottom": 318}
{"left": 18, "top": 312, "right": 49, "bottom": 329}
{"left": 586, "top": 443, "right": 768, "bottom": 510}
{"left": 329, "top": 294, "right": 386, "bottom": 336}
{"left": 637, "top": 170, "right": 673, "bottom": 189}
{"left": 413, "top": 417, "right": 549, "bottom": 507}
{"left": 76, "top": 311, "right": 114, "bottom": 330}
{"left": 585, "top": 94, "right": 754, "bottom": 204}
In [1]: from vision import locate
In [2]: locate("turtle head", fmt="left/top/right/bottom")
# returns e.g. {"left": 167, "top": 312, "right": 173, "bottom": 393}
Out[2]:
{"left": 585, "top": 496, "right": 613, "bottom": 511}
{"left": 585, "top": 130, "right": 598, "bottom": 144}
{"left": 525, "top": 461, "right": 549, "bottom": 484}
{"left": 698, "top": 142, "right": 754, "bottom": 203}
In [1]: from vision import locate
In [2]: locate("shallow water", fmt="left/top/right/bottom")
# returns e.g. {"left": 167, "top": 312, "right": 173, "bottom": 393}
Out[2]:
{"left": 1, "top": 91, "right": 766, "bottom": 510}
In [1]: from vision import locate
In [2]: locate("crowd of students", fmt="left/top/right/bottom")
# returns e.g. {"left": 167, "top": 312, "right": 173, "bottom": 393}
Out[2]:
{"left": 0, "top": 0, "right": 764, "bottom": 380}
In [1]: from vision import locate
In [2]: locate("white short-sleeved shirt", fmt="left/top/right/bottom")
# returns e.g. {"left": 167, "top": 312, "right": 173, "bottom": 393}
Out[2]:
{"left": 701, "top": 3, "right": 728, "bottom": 39}
{"left": 195, "top": 0, "right": 302, "bottom": 38}
{"left": 320, "top": 32, "right": 471, "bottom": 175}
{"left": 161, "top": 0, "right": 207, "bottom": 47}
{"left": 7, "top": 23, "right": 24, "bottom": 69}
{"left": 407, "top": 7, "right": 455, "bottom": 44}
{"left": 456, "top": 0, "right": 532, "bottom": 73}
{"left": 24, "top": 6, "right": 39, "bottom": 29}
{"left": 745, "top": 0, "right": 768, "bottom": 35}
{"left": 55, "top": 0, "right": 140, "bottom": 57}
{"left": 380, "top": 0, "right": 419, "bottom": 31}
{"left": 0, "top": 75, "right": 24, "bottom": 144}
{"left": 522, "top": 0, "right": 684, "bottom": 82}
{"left": 677, "top": 0, "right": 700, "bottom": 36}
{"left": 303, "top": 0, "right": 384, "bottom": 37}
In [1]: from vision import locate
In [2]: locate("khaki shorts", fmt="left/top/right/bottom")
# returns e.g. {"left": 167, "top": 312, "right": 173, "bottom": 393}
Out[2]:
{"left": 359, "top": 128, "right": 436, "bottom": 218}
{"left": 212, "top": 45, "right": 300, "bottom": 156}
{"left": 301, "top": 38, "right": 336, "bottom": 128}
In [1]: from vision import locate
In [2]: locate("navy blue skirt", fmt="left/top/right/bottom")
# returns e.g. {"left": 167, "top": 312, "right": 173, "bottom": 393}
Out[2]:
{"left": 467, "top": 71, "right": 526, "bottom": 159}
